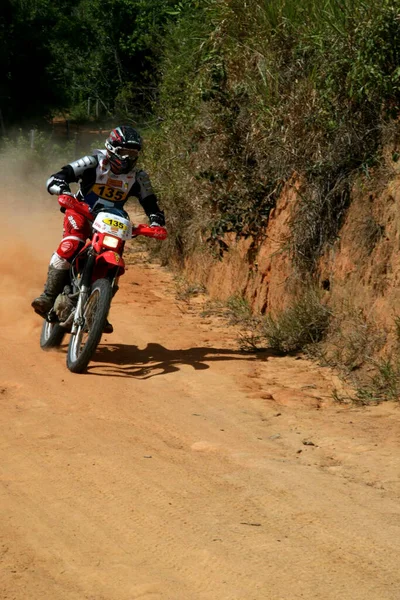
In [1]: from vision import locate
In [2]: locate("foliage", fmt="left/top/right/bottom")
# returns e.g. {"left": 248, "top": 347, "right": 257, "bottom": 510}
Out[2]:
{"left": 51, "top": 0, "right": 178, "bottom": 117}
{"left": 356, "top": 357, "right": 400, "bottom": 403}
{"left": 259, "top": 288, "right": 332, "bottom": 353}
{"left": 1, "top": 0, "right": 179, "bottom": 126}
{"left": 4, "top": 0, "right": 400, "bottom": 271}
{"left": 0, "top": 0, "right": 66, "bottom": 123}
{"left": 174, "top": 276, "right": 207, "bottom": 302}
{"left": 323, "top": 301, "right": 387, "bottom": 372}
{"left": 146, "top": 0, "right": 400, "bottom": 264}
{"left": 224, "top": 295, "right": 266, "bottom": 351}
{"left": 317, "top": 300, "right": 400, "bottom": 404}
{"left": 219, "top": 289, "right": 331, "bottom": 353}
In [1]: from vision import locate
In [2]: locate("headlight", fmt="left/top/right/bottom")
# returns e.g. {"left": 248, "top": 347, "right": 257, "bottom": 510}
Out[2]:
{"left": 103, "top": 235, "right": 119, "bottom": 249}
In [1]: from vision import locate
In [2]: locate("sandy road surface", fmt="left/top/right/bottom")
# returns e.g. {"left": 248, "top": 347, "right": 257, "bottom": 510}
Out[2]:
{"left": 1, "top": 205, "right": 400, "bottom": 600}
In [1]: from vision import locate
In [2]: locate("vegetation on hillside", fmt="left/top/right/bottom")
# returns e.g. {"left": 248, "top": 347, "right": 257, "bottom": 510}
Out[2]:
{"left": 146, "top": 0, "right": 400, "bottom": 267}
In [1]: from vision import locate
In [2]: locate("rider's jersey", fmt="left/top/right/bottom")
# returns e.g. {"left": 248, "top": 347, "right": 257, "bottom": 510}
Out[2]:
{"left": 46, "top": 149, "right": 164, "bottom": 223}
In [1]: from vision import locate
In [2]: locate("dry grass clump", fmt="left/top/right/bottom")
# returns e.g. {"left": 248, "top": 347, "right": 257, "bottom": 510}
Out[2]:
{"left": 289, "top": 177, "right": 351, "bottom": 272}
{"left": 226, "top": 290, "right": 400, "bottom": 402}
{"left": 354, "top": 314, "right": 400, "bottom": 403}
{"left": 354, "top": 215, "right": 385, "bottom": 257}
{"left": 174, "top": 275, "right": 207, "bottom": 302}
{"left": 202, "top": 287, "right": 400, "bottom": 402}
{"left": 225, "top": 295, "right": 265, "bottom": 351}
{"left": 323, "top": 302, "right": 387, "bottom": 372}
{"left": 356, "top": 357, "right": 400, "bottom": 403}
{"left": 224, "top": 287, "right": 331, "bottom": 353}
{"left": 320, "top": 300, "right": 400, "bottom": 403}
{"left": 260, "top": 288, "right": 332, "bottom": 353}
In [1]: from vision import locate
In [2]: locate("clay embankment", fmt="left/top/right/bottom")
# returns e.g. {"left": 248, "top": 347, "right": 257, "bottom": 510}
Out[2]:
{"left": 186, "top": 168, "right": 400, "bottom": 355}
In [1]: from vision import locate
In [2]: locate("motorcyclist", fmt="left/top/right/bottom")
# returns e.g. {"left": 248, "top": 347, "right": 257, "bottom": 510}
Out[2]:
{"left": 31, "top": 125, "right": 166, "bottom": 333}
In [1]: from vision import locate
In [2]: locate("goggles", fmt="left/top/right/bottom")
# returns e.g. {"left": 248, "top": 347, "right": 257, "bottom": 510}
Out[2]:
{"left": 114, "top": 147, "right": 140, "bottom": 160}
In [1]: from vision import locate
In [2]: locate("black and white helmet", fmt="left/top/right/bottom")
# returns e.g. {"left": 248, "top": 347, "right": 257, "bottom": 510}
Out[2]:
{"left": 105, "top": 125, "right": 142, "bottom": 174}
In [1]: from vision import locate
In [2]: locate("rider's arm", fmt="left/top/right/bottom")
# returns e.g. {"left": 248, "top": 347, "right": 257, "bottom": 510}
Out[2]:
{"left": 46, "top": 155, "right": 99, "bottom": 195}
{"left": 131, "top": 170, "right": 165, "bottom": 227}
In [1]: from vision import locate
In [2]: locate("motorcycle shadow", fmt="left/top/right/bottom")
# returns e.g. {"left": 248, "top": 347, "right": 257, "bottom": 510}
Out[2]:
{"left": 86, "top": 342, "right": 277, "bottom": 379}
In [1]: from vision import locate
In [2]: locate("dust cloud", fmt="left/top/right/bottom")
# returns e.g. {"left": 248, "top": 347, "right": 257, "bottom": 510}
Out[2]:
{"left": 0, "top": 152, "right": 62, "bottom": 333}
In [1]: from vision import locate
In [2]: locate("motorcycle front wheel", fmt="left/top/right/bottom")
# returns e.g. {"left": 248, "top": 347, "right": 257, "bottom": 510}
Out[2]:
{"left": 66, "top": 278, "right": 112, "bottom": 373}
{"left": 40, "top": 319, "right": 66, "bottom": 350}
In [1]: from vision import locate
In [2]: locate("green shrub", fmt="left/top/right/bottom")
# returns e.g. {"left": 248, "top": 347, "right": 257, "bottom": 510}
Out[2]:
{"left": 222, "top": 289, "right": 331, "bottom": 353}
{"left": 356, "top": 357, "right": 400, "bottom": 403}
{"left": 260, "top": 288, "right": 332, "bottom": 352}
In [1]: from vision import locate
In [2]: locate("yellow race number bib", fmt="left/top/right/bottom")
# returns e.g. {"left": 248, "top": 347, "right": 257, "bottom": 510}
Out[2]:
{"left": 92, "top": 183, "right": 128, "bottom": 202}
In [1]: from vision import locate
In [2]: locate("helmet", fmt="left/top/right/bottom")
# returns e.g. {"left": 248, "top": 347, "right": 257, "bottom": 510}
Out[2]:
{"left": 105, "top": 125, "right": 142, "bottom": 174}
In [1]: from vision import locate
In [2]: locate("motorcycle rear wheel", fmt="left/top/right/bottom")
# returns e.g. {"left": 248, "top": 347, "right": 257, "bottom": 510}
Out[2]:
{"left": 66, "top": 278, "right": 112, "bottom": 373}
{"left": 40, "top": 320, "right": 66, "bottom": 350}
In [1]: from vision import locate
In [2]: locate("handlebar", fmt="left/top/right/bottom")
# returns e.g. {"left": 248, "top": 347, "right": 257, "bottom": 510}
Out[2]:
{"left": 58, "top": 194, "right": 94, "bottom": 221}
{"left": 57, "top": 194, "right": 167, "bottom": 240}
{"left": 131, "top": 224, "right": 168, "bottom": 240}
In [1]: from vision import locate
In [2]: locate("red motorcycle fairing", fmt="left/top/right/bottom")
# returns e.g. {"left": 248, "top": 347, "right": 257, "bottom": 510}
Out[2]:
{"left": 58, "top": 194, "right": 94, "bottom": 221}
{"left": 72, "top": 231, "right": 126, "bottom": 282}
{"left": 72, "top": 246, "right": 125, "bottom": 282}
{"left": 58, "top": 194, "right": 167, "bottom": 282}
{"left": 132, "top": 224, "right": 168, "bottom": 240}
{"left": 93, "top": 250, "right": 126, "bottom": 279}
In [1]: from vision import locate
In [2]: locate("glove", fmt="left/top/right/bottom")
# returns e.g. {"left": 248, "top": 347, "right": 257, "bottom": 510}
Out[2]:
{"left": 47, "top": 177, "right": 71, "bottom": 196}
{"left": 149, "top": 211, "right": 165, "bottom": 227}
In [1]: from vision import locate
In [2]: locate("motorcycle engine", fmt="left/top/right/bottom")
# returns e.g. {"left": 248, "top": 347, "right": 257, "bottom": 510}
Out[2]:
{"left": 54, "top": 287, "right": 75, "bottom": 323}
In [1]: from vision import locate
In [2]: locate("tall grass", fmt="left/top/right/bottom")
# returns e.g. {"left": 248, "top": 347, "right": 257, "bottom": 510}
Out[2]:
{"left": 146, "top": 0, "right": 400, "bottom": 266}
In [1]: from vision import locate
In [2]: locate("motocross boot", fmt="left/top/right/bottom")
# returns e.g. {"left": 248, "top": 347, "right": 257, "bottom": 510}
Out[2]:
{"left": 103, "top": 319, "right": 113, "bottom": 334}
{"left": 103, "top": 284, "right": 119, "bottom": 334}
{"left": 31, "top": 266, "right": 69, "bottom": 316}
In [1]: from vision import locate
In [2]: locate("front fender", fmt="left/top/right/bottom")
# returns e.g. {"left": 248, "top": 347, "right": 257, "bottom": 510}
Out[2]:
{"left": 94, "top": 251, "right": 126, "bottom": 275}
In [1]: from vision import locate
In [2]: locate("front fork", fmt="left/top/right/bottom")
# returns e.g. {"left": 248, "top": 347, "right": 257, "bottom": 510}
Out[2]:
{"left": 71, "top": 252, "right": 95, "bottom": 334}
{"left": 111, "top": 274, "right": 120, "bottom": 297}
{"left": 70, "top": 254, "right": 121, "bottom": 334}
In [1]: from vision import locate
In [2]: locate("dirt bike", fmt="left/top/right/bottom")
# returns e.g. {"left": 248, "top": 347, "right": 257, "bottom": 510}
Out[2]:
{"left": 39, "top": 194, "right": 167, "bottom": 374}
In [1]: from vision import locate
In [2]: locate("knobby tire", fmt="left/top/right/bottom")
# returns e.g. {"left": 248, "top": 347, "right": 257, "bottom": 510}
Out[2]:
{"left": 40, "top": 320, "right": 66, "bottom": 350}
{"left": 66, "top": 278, "right": 112, "bottom": 374}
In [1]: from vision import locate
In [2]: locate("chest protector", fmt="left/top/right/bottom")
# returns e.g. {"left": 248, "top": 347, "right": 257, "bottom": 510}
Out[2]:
{"left": 82, "top": 150, "right": 137, "bottom": 211}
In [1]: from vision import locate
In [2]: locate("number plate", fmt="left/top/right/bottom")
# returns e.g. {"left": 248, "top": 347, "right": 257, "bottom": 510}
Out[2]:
{"left": 92, "top": 212, "right": 132, "bottom": 240}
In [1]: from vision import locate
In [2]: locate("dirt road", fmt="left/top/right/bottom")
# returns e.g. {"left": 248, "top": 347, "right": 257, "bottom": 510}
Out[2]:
{"left": 1, "top": 202, "right": 400, "bottom": 600}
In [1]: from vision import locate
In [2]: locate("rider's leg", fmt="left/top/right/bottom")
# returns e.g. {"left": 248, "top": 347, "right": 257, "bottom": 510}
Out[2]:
{"left": 103, "top": 281, "right": 119, "bottom": 334}
{"left": 31, "top": 209, "right": 90, "bottom": 315}
{"left": 31, "top": 255, "right": 70, "bottom": 315}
